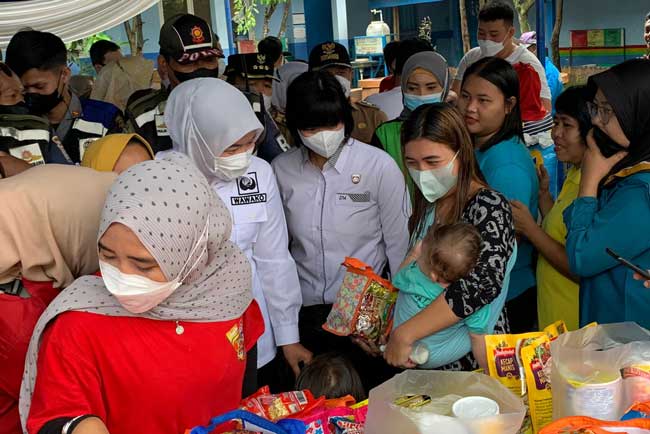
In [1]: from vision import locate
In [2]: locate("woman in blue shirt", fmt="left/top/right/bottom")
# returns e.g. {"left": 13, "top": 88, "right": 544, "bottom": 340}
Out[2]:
{"left": 458, "top": 57, "right": 539, "bottom": 333}
{"left": 564, "top": 59, "right": 650, "bottom": 328}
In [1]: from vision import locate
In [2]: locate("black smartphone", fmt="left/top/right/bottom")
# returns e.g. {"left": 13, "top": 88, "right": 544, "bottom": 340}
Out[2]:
{"left": 606, "top": 248, "right": 650, "bottom": 280}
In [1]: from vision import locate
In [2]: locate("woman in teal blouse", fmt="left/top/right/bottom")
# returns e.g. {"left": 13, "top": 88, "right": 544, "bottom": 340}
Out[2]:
{"left": 458, "top": 57, "right": 539, "bottom": 332}
{"left": 564, "top": 59, "right": 650, "bottom": 327}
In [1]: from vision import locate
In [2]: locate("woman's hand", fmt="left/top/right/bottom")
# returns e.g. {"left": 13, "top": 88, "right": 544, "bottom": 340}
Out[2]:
{"left": 633, "top": 272, "right": 650, "bottom": 288}
{"left": 282, "top": 343, "right": 313, "bottom": 377}
{"left": 538, "top": 165, "right": 550, "bottom": 195}
{"left": 580, "top": 130, "right": 627, "bottom": 197}
{"left": 510, "top": 200, "right": 537, "bottom": 236}
{"left": 383, "top": 326, "right": 416, "bottom": 369}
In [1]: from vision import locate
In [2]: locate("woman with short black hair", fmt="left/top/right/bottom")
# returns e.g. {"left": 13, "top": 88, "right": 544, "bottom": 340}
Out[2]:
{"left": 272, "top": 70, "right": 410, "bottom": 391}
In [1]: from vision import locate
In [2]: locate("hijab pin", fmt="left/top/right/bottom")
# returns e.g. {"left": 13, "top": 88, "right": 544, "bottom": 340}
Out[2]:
{"left": 352, "top": 174, "right": 361, "bottom": 184}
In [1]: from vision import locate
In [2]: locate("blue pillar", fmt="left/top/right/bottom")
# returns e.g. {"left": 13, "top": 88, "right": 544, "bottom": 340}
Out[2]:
{"left": 535, "top": 0, "right": 546, "bottom": 65}
{"left": 223, "top": 0, "right": 235, "bottom": 54}
{"left": 304, "top": 0, "right": 334, "bottom": 53}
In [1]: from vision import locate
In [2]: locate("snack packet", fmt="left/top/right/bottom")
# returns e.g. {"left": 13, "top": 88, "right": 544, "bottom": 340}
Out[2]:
{"left": 485, "top": 332, "right": 544, "bottom": 434}
{"left": 521, "top": 335, "right": 553, "bottom": 434}
{"left": 543, "top": 321, "right": 567, "bottom": 341}
{"left": 323, "top": 258, "right": 398, "bottom": 347}
{"left": 621, "top": 365, "right": 650, "bottom": 404}
{"left": 241, "top": 386, "right": 318, "bottom": 421}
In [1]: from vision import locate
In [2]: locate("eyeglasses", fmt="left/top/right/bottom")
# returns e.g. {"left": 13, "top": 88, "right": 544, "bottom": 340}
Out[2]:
{"left": 587, "top": 101, "right": 614, "bottom": 125}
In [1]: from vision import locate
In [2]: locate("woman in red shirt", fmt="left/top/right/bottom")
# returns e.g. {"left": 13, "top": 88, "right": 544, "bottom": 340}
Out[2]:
{"left": 0, "top": 165, "right": 116, "bottom": 434}
{"left": 20, "top": 154, "right": 263, "bottom": 434}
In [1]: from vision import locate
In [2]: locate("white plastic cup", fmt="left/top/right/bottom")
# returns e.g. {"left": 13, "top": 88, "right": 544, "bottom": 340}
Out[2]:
{"left": 452, "top": 396, "right": 500, "bottom": 419}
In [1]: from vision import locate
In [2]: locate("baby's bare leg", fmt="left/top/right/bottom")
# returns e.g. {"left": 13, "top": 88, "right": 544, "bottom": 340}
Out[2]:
{"left": 470, "top": 333, "right": 489, "bottom": 373}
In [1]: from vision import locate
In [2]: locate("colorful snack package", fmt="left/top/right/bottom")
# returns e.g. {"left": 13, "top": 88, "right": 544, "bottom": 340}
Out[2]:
{"left": 521, "top": 335, "right": 554, "bottom": 434}
{"left": 543, "top": 321, "right": 567, "bottom": 341}
{"left": 621, "top": 365, "right": 650, "bottom": 404}
{"left": 485, "top": 332, "right": 544, "bottom": 434}
{"left": 323, "top": 258, "right": 398, "bottom": 347}
{"left": 241, "top": 386, "right": 318, "bottom": 421}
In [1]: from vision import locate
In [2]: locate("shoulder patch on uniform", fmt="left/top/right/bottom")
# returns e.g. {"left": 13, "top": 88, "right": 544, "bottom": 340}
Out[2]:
{"left": 357, "top": 100, "right": 380, "bottom": 109}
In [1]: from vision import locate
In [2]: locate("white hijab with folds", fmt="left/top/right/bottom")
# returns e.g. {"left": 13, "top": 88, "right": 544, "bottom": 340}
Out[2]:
{"left": 164, "top": 78, "right": 263, "bottom": 181}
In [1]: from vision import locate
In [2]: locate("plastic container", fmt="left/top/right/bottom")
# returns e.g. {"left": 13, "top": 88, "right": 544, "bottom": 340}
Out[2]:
{"left": 452, "top": 396, "right": 500, "bottom": 419}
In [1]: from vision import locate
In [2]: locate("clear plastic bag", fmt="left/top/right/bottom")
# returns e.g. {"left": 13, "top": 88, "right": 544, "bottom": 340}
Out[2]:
{"left": 551, "top": 322, "right": 650, "bottom": 421}
{"left": 365, "top": 370, "right": 526, "bottom": 434}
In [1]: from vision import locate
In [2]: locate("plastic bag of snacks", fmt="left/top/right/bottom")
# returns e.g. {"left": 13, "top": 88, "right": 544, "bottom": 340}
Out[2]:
{"left": 241, "top": 387, "right": 321, "bottom": 422}
{"left": 323, "top": 258, "right": 397, "bottom": 346}
{"left": 551, "top": 322, "right": 650, "bottom": 422}
{"left": 539, "top": 416, "right": 650, "bottom": 434}
{"left": 365, "top": 370, "right": 526, "bottom": 434}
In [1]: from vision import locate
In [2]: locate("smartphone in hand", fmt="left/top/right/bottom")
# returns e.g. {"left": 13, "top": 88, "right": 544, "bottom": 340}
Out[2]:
{"left": 606, "top": 248, "right": 650, "bottom": 280}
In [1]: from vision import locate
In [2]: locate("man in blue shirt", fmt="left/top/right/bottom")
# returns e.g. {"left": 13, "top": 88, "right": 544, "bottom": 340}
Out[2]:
{"left": 6, "top": 31, "right": 123, "bottom": 164}
{"left": 520, "top": 31, "right": 564, "bottom": 113}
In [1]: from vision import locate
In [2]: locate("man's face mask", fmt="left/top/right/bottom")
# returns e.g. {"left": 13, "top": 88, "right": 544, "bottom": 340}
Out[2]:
{"left": 170, "top": 65, "right": 220, "bottom": 84}
{"left": 25, "top": 71, "right": 64, "bottom": 115}
{"left": 0, "top": 101, "right": 30, "bottom": 116}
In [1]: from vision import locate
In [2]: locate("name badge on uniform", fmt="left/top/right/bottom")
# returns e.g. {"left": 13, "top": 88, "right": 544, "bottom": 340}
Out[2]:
{"left": 9, "top": 143, "right": 45, "bottom": 166}
{"left": 155, "top": 114, "right": 169, "bottom": 137}
{"left": 79, "top": 137, "right": 99, "bottom": 161}
{"left": 336, "top": 191, "right": 371, "bottom": 205}
{"left": 276, "top": 133, "right": 290, "bottom": 152}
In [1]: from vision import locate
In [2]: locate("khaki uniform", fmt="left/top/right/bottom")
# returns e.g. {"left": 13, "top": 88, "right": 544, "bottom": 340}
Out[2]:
{"left": 351, "top": 100, "right": 388, "bottom": 144}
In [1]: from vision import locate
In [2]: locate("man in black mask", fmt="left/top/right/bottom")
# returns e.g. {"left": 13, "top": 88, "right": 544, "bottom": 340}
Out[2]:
{"left": 5, "top": 30, "right": 124, "bottom": 164}
{"left": 125, "top": 14, "right": 223, "bottom": 154}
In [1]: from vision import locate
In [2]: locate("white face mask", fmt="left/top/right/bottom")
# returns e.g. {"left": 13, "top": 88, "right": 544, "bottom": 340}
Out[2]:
{"left": 214, "top": 148, "right": 254, "bottom": 181}
{"left": 335, "top": 75, "right": 352, "bottom": 98}
{"left": 100, "top": 219, "right": 209, "bottom": 314}
{"left": 218, "top": 58, "right": 227, "bottom": 77}
{"left": 298, "top": 127, "right": 345, "bottom": 159}
{"left": 478, "top": 39, "right": 505, "bottom": 57}
{"left": 408, "top": 152, "right": 459, "bottom": 203}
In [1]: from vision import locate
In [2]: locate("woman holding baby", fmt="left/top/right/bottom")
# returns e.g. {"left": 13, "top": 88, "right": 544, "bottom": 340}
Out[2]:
{"left": 384, "top": 103, "right": 516, "bottom": 371}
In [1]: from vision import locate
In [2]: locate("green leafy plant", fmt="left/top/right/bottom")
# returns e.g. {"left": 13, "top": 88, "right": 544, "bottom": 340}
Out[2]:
{"left": 233, "top": 0, "right": 259, "bottom": 39}
{"left": 66, "top": 33, "right": 113, "bottom": 75}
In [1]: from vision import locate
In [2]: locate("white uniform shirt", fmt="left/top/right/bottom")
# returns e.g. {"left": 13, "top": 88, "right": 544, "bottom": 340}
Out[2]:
{"left": 159, "top": 151, "right": 302, "bottom": 368}
{"left": 272, "top": 139, "right": 411, "bottom": 306}
{"left": 455, "top": 45, "right": 552, "bottom": 101}
{"left": 365, "top": 87, "right": 403, "bottom": 121}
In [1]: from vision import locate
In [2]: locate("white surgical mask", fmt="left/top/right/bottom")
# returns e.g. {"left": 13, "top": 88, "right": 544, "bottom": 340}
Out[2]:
{"left": 214, "top": 148, "right": 254, "bottom": 181}
{"left": 335, "top": 75, "right": 352, "bottom": 98}
{"left": 218, "top": 58, "right": 227, "bottom": 77}
{"left": 262, "top": 94, "right": 272, "bottom": 112}
{"left": 100, "top": 219, "right": 209, "bottom": 314}
{"left": 408, "top": 152, "right": 459, "bottom": 203}
{"left": 478, "top": 39, "right": 505, "bottom": 57}
{"left": 299, "top": 127, "right": 345, "bottom": 159}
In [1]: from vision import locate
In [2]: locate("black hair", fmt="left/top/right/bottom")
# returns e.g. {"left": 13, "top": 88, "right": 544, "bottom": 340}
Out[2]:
{"left": 462, "top": 57, "right": 523, "bottom": 151}
{"left": 479, "top": 0, "right": 515, "bottom": 27}
{"left": 555, "top": 85, "right": 592, "bottom": 142}
{"left": 5, "top": 31, "right": 67, "bottom": 77}
{"left": 645, "top": 11, "right": 650, "bottom": 21}
{"left": 89, "top": 40, "right": 120, "bottom": 67}
{"left": 295, "top": 353, "right": 365, "bottom": 402}
{"left": 0, "top": 62, "right": 13, "bottom": 77}
{"left": 286, "top": 70, "right": 354, "bottom": 143}
{"left": 394, "top": 38, "right": 434, "bottom": 76}
{"left": 383, "top": 40, "right": 401, "bottom": 69}
{"left": 258, "top": 36, "right": 283, "bottom": 65}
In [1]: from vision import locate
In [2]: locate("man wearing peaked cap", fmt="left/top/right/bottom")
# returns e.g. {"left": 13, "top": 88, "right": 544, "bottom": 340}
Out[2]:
{"left": 309, "top": 41, "right": 387, "bottom": 144}
{"left": 124, "top": 13, "right": 223, "bottom": 154}
{"left": 226, "top": 53, "right": 291, "bottom": 163}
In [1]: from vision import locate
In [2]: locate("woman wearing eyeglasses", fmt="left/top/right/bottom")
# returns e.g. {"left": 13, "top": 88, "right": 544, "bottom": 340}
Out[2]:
{"left": 563, "top": 59, "right": 650, "bottom": 328}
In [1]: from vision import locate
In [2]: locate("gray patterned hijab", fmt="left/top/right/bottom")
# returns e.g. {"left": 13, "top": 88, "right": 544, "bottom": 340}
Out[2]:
{"left": 19, "top": 153, "right": 253, "bottom": 430}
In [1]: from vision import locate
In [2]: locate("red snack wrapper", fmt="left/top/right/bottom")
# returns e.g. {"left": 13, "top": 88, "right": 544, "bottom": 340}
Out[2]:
{"left": 241, "top": 387, "right": 317, "bottom": 421}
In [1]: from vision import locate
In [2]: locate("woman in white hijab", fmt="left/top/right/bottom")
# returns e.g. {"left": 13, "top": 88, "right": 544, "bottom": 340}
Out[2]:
{"left": 163, "top": 78, "right": 311, "bottom": 387}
